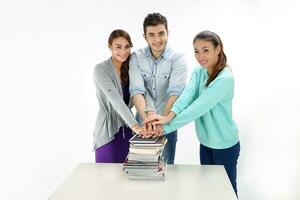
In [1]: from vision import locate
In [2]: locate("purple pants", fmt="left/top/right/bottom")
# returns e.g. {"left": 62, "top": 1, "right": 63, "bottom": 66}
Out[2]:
{"left": 95, "top": 126, "right": 132, "bottom": 163}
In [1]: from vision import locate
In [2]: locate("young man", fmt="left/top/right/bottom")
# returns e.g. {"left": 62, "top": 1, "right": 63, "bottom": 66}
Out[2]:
{"left": 129, "top": 13, "right": 187, "bottom": 164}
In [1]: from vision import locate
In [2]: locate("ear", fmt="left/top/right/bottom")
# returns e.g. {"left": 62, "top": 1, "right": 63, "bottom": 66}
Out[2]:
{"left": 216, "top": 45, "right": 221, "bottom": 54}
{"left": 108, "top": 44, "right": 112, "bottom": 50}
{"left": 143, "top": 33, "right": 146, "bottom": 41}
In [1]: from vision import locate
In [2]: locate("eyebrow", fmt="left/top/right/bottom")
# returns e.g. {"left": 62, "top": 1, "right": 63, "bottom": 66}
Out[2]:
{"left": 147, "top": 31, "right": 165, "bottom": 35}
{"left": 113, "top": 43, "right": 129, "bottom": 46}
{"left": 193, "top": 46, "right": 209, "bottom": 50}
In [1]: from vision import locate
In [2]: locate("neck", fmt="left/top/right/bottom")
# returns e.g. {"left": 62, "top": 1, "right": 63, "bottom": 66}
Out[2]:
{"left": 207, "top": 68, "right": 213, "bottom": 76}
{"left": 111, "top": 57, "right": 122, "bottom": 71}
{"left": 151, "top": 49, "right": 163, "bottom": 60}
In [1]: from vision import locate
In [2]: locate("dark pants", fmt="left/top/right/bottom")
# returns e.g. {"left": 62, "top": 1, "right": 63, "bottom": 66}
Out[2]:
{"left": 95, "top": 126, "right": 132, "bottom": 163}
{"left": 162, "top": 131, "right": 177, "bottom": 164}
{"left": 200, "top": 142, "right": 240, "bottom": 197}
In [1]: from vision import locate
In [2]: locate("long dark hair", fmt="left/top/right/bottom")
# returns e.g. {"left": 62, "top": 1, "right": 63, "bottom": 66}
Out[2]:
{"left": 193, "top": 31, "right": 227, "bottom": 87}
{"left": 108, "top": 29, "right": 133, "bottom": 85}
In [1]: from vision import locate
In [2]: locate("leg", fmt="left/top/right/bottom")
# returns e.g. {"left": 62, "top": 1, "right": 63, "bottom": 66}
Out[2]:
{"left": 199, "top": 143, "right": 214, "bottom": 165}
{"left": 95, "top": 126, "right": 132, "bottom": 163}
{"left": 162, "top": 131, "right": 177, "bottom": 164}
{"left": 95, "top": 140, "right": 116, "bottom": 163}
{"left": 114, "top": 126, "right": 132, "bottom": 163}
{"left": 212, "top": 142, "right": 240, "bottom": 197}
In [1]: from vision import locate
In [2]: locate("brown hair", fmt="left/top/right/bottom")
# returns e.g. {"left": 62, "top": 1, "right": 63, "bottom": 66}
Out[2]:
{"left": 108, "top": 29, "right": 133, "bottom": 85}
{"left": 193, "top": 31, "right": 227, "bottom": 87}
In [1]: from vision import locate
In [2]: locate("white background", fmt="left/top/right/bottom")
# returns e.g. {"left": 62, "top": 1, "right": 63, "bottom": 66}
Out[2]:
{"left": 0, "top": 0, "right": 300, "bottom": 199}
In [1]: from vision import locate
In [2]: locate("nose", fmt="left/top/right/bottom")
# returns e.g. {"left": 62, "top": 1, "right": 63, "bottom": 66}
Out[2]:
{"left": 119, "top": 48, "right": 129, "bottom": 56}
{"left": 153, "top": 35, "right": 160, "bottom": 43}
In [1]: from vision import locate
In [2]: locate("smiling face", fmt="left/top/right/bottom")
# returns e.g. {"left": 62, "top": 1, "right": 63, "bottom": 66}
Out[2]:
{"left": 109, "top": 36, "right": 131, "bottom": 64}
{"left": 144, "top": 24, "right": 168, "bottom": 59}
{"left": 193, "top": 39, "right": 220, "bottom": 74}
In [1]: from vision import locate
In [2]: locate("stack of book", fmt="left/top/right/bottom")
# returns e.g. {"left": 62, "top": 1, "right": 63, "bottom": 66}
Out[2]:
{"left": 123, "top": 134, "right": 167, "bottom": 180}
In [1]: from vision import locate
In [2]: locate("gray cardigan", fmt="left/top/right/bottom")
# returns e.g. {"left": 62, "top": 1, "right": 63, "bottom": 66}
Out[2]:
{"left": 93, "top": 57, "right": 137, "bottom": 150}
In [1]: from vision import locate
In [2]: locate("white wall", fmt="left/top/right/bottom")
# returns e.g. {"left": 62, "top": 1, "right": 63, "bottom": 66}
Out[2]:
{"left": 0, "top": 0, "right": 300, "bottom": 199}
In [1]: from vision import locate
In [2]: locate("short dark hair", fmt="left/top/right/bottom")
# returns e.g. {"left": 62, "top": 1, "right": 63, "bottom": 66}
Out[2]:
{"left": 143, "top": 13, "right": 168, "bottom": 34}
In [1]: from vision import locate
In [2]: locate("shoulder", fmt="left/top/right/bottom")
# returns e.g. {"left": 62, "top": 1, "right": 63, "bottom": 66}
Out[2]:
{"left": 217, "top": 67, "right": 234, "bottom": 81}
{"left": 94, "top": 58, "right": 112, "bottom": 76}
{"left": 165, "top": 47, "right": 185, "bottom": 62}
{"left": 133, "top": 47, "right": 148, "bottom": 58}
{"left": 212, "top": 67, "right": 234, "bottom": 87}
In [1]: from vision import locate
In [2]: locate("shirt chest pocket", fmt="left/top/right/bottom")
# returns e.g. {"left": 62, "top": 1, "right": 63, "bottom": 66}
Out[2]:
{"left": 158, "top": 72, "right": 171, "bottom": 80}
{"left": 141, "top": 71, "right": 152, "bottom": 82}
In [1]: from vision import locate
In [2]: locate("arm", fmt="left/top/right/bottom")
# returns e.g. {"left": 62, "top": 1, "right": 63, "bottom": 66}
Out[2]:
{"left": 166, "top": 54, "right": 188, "bottom": 100}
{"left": 163, "top": 95, "right": 178, "bottom": 116}
{"left": 164, "top": 74, "right": 234, "bottom": 134}
{"left": 171, "top": 68, "right": 198, "bottom": 115}
{"left": 129, "top": 53, "right": 155, "bottom": 113}
{"left": 132, "top": 94, "right": 148, "bottom": 120}
{"left": 94, "top": 66, "right": 137, "bottom": 129}
{"left": 146, "top": 68, "right": 199, "bottom": 126}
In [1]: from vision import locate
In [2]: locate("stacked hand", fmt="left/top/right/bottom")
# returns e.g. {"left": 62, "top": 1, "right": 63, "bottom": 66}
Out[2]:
{"left": 131, "top": 124, "right": 144, "bottom": 134}
{"left": 132, "top": 111, "right": 175, "bottom": 138}
{"left": 136, "top": 112, "right": 172, "bottom": 138}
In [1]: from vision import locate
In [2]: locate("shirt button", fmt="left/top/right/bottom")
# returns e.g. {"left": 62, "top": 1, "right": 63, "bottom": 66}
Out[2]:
{"left": 153, "top": 88, "right": 155, "bottom": 90}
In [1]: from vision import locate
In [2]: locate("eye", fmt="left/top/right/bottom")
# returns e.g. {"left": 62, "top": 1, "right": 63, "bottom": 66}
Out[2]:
{"left": 125, "top": 44, "right": 132, "bottom": 49}
{"left": 159, "top": 32, "right": 165, "bottom": 37}
{"left": 194, "top": 50, "right": 199, "bottom": 54}
{"left": 203, "top": 49, "right": 209, "bottom": 53}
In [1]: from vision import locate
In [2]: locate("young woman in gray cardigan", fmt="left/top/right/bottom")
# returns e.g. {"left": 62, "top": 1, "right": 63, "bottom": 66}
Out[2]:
{"left": 93, "top": 30, "right": 143, "bottom": 163}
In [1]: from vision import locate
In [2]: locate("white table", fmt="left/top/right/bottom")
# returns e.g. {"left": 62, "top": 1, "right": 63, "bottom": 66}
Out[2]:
{"left": 49, "top": 163, "right": 237, "bottom": 200}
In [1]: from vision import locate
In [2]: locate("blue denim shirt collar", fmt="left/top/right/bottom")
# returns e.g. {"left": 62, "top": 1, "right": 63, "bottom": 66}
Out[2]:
{"left": 145, "top": 46, "right": 171, "bottom": 61}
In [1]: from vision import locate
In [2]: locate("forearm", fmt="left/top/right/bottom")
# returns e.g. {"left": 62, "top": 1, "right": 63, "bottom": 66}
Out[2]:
{"left": 132, "top": 94, "right": 148, "bottom": 120}
{"left": 163, "top": 95, "right": 178, "bottom": 116}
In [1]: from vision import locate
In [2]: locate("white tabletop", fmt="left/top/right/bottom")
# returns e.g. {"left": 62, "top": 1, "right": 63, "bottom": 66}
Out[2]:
{"left": 49, "top": 163, "right": 237, "bottom": 200}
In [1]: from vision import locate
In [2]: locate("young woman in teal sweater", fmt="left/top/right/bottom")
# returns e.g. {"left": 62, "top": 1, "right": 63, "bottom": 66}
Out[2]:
{"left": 144, "top": 31, "right": 240, "bottom": 196}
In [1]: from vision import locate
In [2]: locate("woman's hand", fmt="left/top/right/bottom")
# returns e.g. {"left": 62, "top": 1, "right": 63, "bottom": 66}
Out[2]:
{"left": 131, "top": 124, "right": 144, "bottom": 135}
{"left": 144, "top": 112, "right": 176, "bottom": 125}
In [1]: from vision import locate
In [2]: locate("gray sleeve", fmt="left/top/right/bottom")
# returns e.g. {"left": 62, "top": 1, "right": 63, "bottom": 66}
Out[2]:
{"left": 94, "top": 66, "right": 137, "bottom": 128}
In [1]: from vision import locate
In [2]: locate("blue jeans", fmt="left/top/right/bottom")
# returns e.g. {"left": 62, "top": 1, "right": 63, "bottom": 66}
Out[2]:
{"left": 200, "top": 142, "right": 240, "bottom": 197}
{"left": 162, "top": 131, "right": 177, "bottom": 164}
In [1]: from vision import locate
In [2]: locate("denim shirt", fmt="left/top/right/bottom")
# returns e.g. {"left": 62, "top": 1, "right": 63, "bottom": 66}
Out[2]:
{"left": 129, "top": 46, "right": 188, "bottom": 117}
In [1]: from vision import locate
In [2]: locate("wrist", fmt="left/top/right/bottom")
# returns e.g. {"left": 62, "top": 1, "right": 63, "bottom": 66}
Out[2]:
{"left": 167, "top": 111, "right": 176, "bottom": 121}
{"left": 147, "top": 111, "right": 156, "bottom": 116}
{"left": 131, "top": 124, "right": 139, "bottom": 130}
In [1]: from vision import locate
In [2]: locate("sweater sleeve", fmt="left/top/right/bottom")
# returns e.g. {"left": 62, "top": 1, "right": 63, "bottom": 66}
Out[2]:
{"left": 163, "top": 72, "right": 234, "bottom": 134}
{"left": 94, "top": 66, "right": 137, "bottom": 128}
